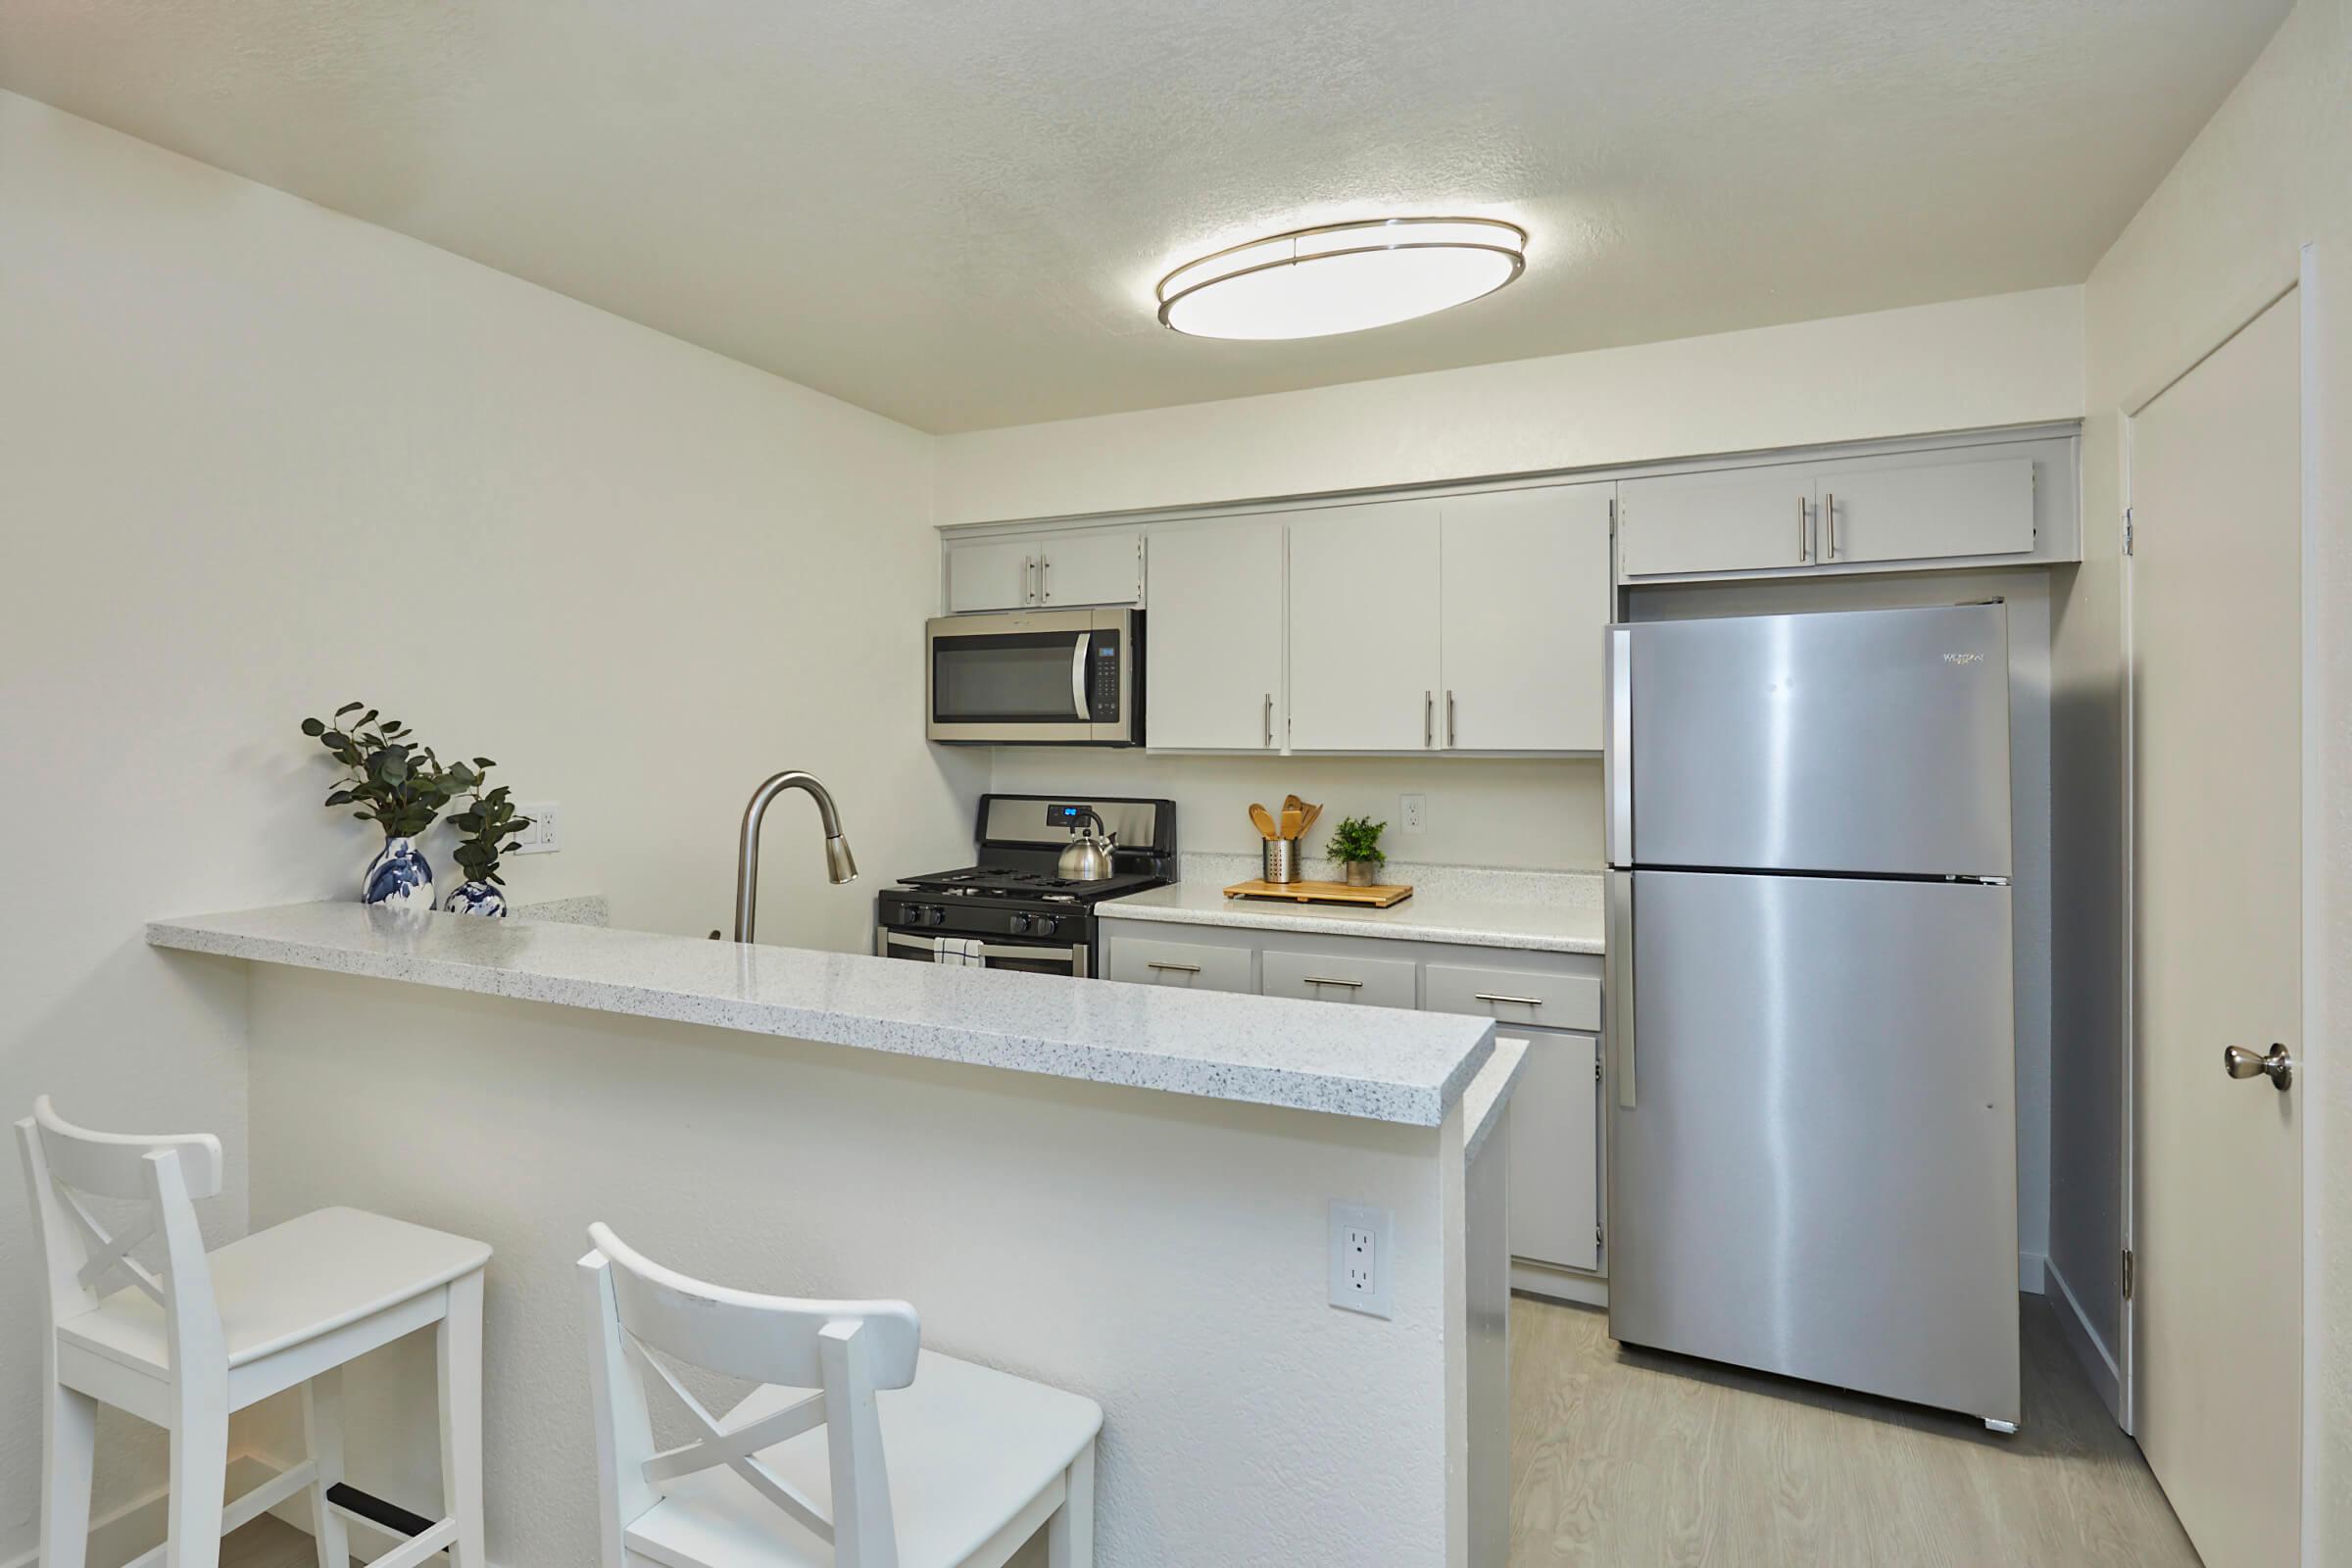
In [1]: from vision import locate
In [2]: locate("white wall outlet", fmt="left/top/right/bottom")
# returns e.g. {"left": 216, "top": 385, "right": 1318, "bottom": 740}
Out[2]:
{"left": 1399, "top": 794, "right": 1428, "bottom": 835}
{"left": 513, "top": 800, "right": 561, "bottom": 855}
{"left": 1329, "top": 1200, "right": 1395, "bottom": 1318}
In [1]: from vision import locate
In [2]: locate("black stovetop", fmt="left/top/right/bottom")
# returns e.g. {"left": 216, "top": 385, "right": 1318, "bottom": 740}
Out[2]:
{"left": 892, "top": 864, "right": 1167, "bottom": 905}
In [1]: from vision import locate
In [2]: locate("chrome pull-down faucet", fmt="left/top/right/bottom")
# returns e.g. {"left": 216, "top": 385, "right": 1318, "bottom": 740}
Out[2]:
{"left": 733, "top": 770, "right": 857, "bottom": 944}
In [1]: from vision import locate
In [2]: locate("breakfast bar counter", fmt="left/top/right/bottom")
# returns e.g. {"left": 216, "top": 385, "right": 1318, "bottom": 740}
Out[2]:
{"left": 146, "top": 904, "right": 1516, "bottom": 1568}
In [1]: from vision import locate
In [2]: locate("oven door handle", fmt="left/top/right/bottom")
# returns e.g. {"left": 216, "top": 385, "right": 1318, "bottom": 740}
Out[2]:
{"left": 1070, "top": 633, "right": 1092, "bottom": 720}
{"left": 882, "top": 930, "right": 1089, "bottom": 968}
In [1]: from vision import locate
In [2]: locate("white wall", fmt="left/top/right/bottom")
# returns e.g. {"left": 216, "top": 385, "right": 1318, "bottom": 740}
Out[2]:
{"left": 239, "top": 966, "right": 1461, "bottom": 1568}
{"left": 0, "top": 90, "right": 981, "bottom": 1556}
{"left": 933, "top": 287, "right": 2084, "bottom": 526}
{"left": 2067, "top": 0, "right": 2352, "bottom": 1549}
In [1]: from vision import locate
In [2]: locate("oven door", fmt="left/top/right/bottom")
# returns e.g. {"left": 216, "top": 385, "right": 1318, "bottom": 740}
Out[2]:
{"left": 878, "top": 930, "right": 1092, "bottom": 978}
{"left": 926, "top": 609, "right": 1135, "bottom": 745}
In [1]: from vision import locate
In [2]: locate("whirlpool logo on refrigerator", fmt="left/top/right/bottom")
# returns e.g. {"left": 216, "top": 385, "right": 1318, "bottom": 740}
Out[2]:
{"left": 1943, "top": 652, "right": 1986, "bottom": 665}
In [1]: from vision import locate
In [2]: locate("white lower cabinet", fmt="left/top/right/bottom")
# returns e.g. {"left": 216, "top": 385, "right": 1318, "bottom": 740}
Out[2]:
{"left": 1500, "top": 1029, "right": 1601, "bottom": 1273}
{"left": 1100, "top": 918, "right": 1606, "bottom": 1278}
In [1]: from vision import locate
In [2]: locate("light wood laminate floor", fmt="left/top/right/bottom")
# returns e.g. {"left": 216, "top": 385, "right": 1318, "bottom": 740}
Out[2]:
{"left": 1510, "top": 1291, "right": 2199, "bottom": 1567}
{"left": 223, "top": 1293, "right": 2193, "bottom": 1568}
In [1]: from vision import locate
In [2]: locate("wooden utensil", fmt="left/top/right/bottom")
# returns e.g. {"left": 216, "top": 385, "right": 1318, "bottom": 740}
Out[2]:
{"left": 1280, "top": 804, "right": 1303, "bottom": 840}
{"left": 1298, "top": 802, "right": 1323, "bottom": 837}
{"left": 1283, "top": 794, "right": 1305, "bottom": 817}
{"left": 1249, "top": 803, "right": 1279, "bottom": 840}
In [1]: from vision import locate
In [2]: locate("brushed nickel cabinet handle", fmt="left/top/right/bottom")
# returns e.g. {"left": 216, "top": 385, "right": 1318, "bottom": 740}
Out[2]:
{"left": 1425, "top": 691, "right": 1435, "bottom": 749}
{"left": 1148, "top": 960, "right": 1202, "bottom": 975}
{"left": 1824, "top": 493, "right": 1837, "bottom": 560}
{"left": 1473, "top": 993, "right": 1545, "bottom": 1008}
{"left": 1264, "top": 693, "right": 1274, "bottom": 749}
{"left": 1798, "top": 496, "right": 1810, "bottom": 562}
{"left": 1304, "top": 976, "right": 1365, "bottom": 990}
{"left": 1446, "top": 690, "right": 1457, "bottom": 748}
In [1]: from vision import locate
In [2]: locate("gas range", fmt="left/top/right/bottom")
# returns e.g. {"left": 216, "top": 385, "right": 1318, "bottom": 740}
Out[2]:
{"left": 875, "top": 794, "right": 1176, "bottom": 978}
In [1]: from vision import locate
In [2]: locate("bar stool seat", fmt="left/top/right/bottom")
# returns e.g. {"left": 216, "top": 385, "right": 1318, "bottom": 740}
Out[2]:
{"left": 60, "top": 1205, "right": 490, "bottom": 1379}
{"left": 634, "top": 1349, "right": 1102, "bottom": 1568}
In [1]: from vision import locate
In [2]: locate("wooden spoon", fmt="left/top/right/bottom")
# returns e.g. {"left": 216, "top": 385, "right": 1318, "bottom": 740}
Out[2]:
{"left": 1298, "top": 802, "right": 1323, "bottom": 837}
{"left": 1283, "top": 793, "right": 1305, "bottom": 817}
{"left": 1280, "top": 804, "right": 1303, "bottom": 841}
{"left": 1249, "top": 803, "right": 1279, "bottom": 840}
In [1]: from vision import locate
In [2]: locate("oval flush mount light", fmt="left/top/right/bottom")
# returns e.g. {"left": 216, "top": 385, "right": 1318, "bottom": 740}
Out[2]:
{"left": 1156, "top": 217, "right": 1527, "bottom": 340}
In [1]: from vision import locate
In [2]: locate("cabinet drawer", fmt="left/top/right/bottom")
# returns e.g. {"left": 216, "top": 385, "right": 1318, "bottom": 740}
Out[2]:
{"left": 1262, "top": 948, "right": 1418, "bottom": 1010}
{"left": 1424, "top": 963, "right": 1600, "bottom": 1030}
{"left": 1103, "top": 934, "right": 1254, "bottom": 994}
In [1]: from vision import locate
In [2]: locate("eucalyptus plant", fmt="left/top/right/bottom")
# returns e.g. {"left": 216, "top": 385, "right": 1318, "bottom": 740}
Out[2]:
{"left": 447, "top": 784, "right": 534, "bottom": 888}
{"left": 299, "top": 702, "right": 479, "bottom": 839}
{"left": 1325, "top": 814, "right": 1389, "bottom": 866}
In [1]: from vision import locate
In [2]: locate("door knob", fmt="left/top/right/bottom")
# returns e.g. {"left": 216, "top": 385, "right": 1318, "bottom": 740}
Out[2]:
{"left": 2223, "top": 1043, "right": 2294, "bottom": 1091}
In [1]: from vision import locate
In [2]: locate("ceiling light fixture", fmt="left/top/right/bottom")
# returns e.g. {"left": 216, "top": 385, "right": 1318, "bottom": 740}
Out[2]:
{"left": 1155, "top": 217, "right": 1527, "bottom": 340}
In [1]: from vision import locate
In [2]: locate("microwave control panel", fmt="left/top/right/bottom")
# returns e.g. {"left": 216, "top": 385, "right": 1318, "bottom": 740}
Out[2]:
{"left": 1088, "top": 632, "right": 1122, "bottom": 719}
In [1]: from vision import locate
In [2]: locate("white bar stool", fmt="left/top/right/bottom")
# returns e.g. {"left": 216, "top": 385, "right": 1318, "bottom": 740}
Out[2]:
{"left": 15, "top": 1096, "right": 492, "bottom": 1568}
{"left": 579, "top": 1222, "right": 1101, "bottom": 1568}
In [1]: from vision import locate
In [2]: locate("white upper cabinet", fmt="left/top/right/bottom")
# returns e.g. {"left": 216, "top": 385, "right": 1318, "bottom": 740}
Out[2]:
{"left": 1147, "top": 520, "right": 1285, "bottom": 751}
{"left": 1440, "top": 484, "right": 1613, "bottom": 752}
{"left": 1617, "top": 436, "right": 2069, "bottom": 583}
{"left": 1616, "top": 466, "right": 1814, "bottom": 579}
{"left": 944, "top": 537, "right": 1040, "bottom": 612}
{"left": 943, "top": 528, "right": 1144, "bottom": 613}
{"left": 1812, "top": 454, "right": 2035, "bottom": 565}
{"left": 1288, "top": 502, "right": 1445, "bottom": 752}
{"left": 1036, "top": 529, "right": 1145, "bottom": 608}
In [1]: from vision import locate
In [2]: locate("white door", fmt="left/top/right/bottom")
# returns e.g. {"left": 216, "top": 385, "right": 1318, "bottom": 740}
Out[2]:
{"left": 1812, "top": 454, "right": 2037, "bottom": 566}
{"left": 1501, "top": 1029, "right": 1601, "bottom": 1272}
{"left": 945, "top": 539, "right": 1036, "bottom": 612}
{"left": 1038, "top": 529, "right": 1144, "bottom": 608}
{"left": 1615, "top": 466, "right": 1813, "bottom": 578}
{"left": 2131, "top": 289, "right": 2302, "bottom": 1568}
{"left": 1147, "top": 521, "right": 1284, "bottom": 750}
{"left": 1440, "top": 485, "right": 1612, "bottom": 751}
{"left": 1287, "top": 501, "right": 1443, "bottom": 751}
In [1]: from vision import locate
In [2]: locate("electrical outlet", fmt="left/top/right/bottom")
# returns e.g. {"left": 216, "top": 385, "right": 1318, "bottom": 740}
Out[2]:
{"left": 1399, "top": 793, "right": 1428, "bottom": 835}
{"left": 1329, "top": 1200, "right": 1395, "bottom": 1318}
{"left": 513, "top": 800, "right": 562, "bottom": 855}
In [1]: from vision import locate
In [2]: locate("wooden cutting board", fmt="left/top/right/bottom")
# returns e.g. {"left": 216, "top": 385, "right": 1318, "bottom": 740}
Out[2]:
{"left": 1223, "top": 878, "right": 1413, "bottom": 908}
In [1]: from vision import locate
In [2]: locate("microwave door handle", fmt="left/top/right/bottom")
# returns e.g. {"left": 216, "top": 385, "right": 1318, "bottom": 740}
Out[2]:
{"left": 1071, "top": 633, "right": 1092, "bottom": 720}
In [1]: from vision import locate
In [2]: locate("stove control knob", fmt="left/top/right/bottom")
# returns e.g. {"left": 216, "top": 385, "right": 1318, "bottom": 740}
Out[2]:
{"left": 1008, "top": 913, "right": 1032, "bottom": 935}
{"left": 1033, "top": 915, "right": 1059, "bottom": 936}
{"left": 924, "top": 906, "right": 946, "bottom": 927}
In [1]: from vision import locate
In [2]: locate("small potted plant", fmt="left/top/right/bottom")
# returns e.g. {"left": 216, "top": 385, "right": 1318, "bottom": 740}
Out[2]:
{"left": 1326, "top": 815, "right": 1389, "bottom": 888}
{"left": 300, "top": 703, "right": 476, "bottom": 910}
{"left": 443, "top": 784, "right": 534, "bottom": 918}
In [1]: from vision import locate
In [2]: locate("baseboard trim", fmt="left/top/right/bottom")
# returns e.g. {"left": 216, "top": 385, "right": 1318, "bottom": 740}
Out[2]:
{"left": 2044, "top": 1254, "right": 2124, "bottom": 1422}
{"left": 2019, "top": 1250, "right": 2047, "bottom": 1294}
{"left": 1511, "top": 1259, "right": 1606, "bottom": 1307}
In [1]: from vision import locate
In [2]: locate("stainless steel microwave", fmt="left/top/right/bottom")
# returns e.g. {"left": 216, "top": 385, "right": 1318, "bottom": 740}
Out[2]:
{"left": 925, "top": 608, "right": 1141, "bottom": 746}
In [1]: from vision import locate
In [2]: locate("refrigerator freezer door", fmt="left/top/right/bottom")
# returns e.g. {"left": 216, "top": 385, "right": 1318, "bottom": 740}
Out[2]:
{"left": 1625, "top": 603, "right": 2012, "bottom": 877}
{"left": 1608, "top": 868, "right": 2021, "bottom": 1425}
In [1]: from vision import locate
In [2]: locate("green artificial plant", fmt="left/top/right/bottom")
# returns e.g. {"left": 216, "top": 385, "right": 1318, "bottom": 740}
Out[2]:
{"left": 447, "top": 784, "right": 535, "bottom": 888}
{"left": 1325, "top": 814, "right": 1389, "bottom": 867}
{"left": 299, "top": 702, "right": 478, "bottom": 839}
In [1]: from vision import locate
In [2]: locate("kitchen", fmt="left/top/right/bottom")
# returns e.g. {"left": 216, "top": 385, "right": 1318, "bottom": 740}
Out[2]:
{"left": 0, "top": 2, "right": 2344, "bottom": 1566}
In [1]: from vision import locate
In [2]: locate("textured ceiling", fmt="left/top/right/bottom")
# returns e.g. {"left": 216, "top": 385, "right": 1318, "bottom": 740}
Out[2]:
{"left": 0, "top": 0, "right": 2290, "bottom": 431}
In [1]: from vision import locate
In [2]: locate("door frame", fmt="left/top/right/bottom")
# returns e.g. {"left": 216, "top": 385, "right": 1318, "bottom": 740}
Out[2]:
{"left": 2116, "top": 245, "right": 2322, "bottom": 1560}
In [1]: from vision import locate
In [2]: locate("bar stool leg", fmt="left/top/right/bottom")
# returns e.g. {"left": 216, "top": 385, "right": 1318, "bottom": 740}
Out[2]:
{"left": 41, "top": 1376, "right": 98, "bottom": 1568}
{"left": 302, "top": 1367, "right": 351, "bottom": 1568}
{"left": 1047, "top": 1437, "right": 1097, "bottom": 1568}
{"left": 166, "top": 1400, "right": 229, "bottom": 1568}
{"left": 437, "top": 1269, "right": 488, "bottom": 1567}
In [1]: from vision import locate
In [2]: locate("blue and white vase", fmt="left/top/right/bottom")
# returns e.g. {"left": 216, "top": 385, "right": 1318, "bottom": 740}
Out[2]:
{"left": 444, "top": 880, "right": 507, "bottom": 918}
{"left": 361, "top": 836, "right": 435, "bottom": 911}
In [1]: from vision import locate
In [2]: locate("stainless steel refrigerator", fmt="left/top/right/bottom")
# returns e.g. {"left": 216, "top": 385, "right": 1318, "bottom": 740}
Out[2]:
{"left": 1603, "top": 602, "right": 2021, "bottom": 1431}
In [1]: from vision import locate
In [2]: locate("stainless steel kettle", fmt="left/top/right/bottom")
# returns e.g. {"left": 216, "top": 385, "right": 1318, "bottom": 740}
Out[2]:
{"left": 1057, "top": 808, "right": 1116, "bottom": 881}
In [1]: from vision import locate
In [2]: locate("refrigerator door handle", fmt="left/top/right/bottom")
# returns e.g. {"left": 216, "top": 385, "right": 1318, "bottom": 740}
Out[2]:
{"left": 1608, "top": 869, "right": 1636, "bottom": 1109}
{"left": 1605, "top": 626, "right": 1633, "bottom": 866}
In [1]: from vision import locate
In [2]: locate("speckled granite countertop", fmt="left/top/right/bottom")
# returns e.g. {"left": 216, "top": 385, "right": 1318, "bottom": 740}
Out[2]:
{"left": 1100, "top": 857, "right": 1605, "bottom": 955}
{"left": 146, "top": 903, "right": 1494, "bottom": 1127}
